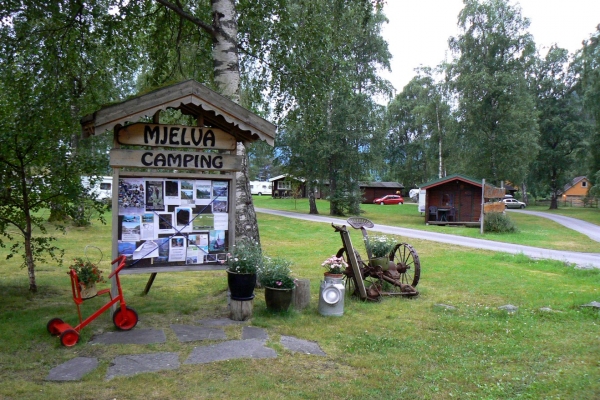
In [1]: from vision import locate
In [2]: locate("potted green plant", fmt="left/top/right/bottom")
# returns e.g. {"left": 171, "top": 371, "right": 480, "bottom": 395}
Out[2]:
{"left": 365, "top": 235, "right": 396, "bottom": 270}
{"left": 69, "top": 257, "right": 105, "bottom": 298}
{"left": 258, "top": 256, "right": 296, "bottom": 311}
{"left": 226, "top": 239, "right": 262, "bottom": 300}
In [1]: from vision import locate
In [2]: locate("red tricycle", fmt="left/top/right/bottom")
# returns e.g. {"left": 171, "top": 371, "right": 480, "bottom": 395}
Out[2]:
{"left": 47, "top": 255, "right": 138, "bottom": 347}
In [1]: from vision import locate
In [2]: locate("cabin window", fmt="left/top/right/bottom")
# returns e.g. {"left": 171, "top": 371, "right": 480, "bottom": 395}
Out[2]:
{"left": 100, "top": 183, "right": 111, "bottom": 190}
{"left": 278, "top": 181, "right": 291, "bottom": 190}
{"left": 442, "top": 193, "right": 453, "bottom": 206}
{"left": 582, "top": 181, "right": 587, "bottom": 187}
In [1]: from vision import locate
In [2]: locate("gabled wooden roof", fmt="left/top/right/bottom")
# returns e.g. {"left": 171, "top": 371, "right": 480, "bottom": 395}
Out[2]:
{"left": 561, "top": 176, "right": 588, "bottom": 194}
{"left": 80, "top": 80, "right": 276, "bottom": 146}
{"left": 419, "top": 174, "right": 482, "bottom": 190}
{"left": 359, "top": 181, "right": 404, "bottom": 189}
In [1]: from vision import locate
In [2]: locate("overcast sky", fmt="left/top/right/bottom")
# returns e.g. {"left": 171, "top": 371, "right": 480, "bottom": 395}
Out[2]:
{"left": 380, "top": 0, "right": 600, "bottom": 93}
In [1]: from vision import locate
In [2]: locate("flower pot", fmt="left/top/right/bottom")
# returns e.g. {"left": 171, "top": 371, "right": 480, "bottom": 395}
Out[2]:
{"left": 227, "top": 270, "right": 256, "bottom": 301}
{"left": 264, "top": 287, "right": 293, "bottom": 312}
{"left": 80, "top": 282, "right": 98, "bottom": 299}
{"left": 369, "top": 256, "right": 389, "bottom": 271}
{"left": 324, "top": 272, "right": 344, "bottom": 280}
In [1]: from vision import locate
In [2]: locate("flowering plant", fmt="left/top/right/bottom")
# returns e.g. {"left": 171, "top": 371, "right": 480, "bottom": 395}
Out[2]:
{"left": 226, "top": 239, "right": 262, "bottom": 274}
{"left": 321, "top": 255, "right": 347, "bottom": 275}
{"left": 365, "top": 235, "right": 396, "bottom": 258}
{"left": 69, "top": 257, "right": 104, "bottom": 286}
{"left": 258, "top": 256, "right": 295, "bottom": 289}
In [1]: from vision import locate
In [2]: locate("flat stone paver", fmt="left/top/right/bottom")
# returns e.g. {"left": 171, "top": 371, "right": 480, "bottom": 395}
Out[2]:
{"left": 171, "top": 324, "right": 227, "bottom": 342}
{"left": 197, "top": 318, "right": 246, "bottom": 327}
{"left": 184, "top": 338, "right": 276, "bottom": 364}
{"left": 242, "top": 326, "right": 268, "bottom": 340}
{"left": 434, "top": 304, "right": 457, "bottom": 311}
{"left": 89, "top": 328, "right": 166, "bottom": 345}
{"left": 498, "top": 304, "right": 518, "bottom": 313}
{"left": 581, "top": 301, "right": 600, "bottom": 308}
{"left": 106, "top": 352, "right": 180, "bottom": 380}
{"left": 45, "top": 357, "right": 98, "bottom": 381}
{"left": 280, "top": 336, "right": 326, "bottom": 356}
{"left": 539, "top": 307, "right": 562, "bottom": 313}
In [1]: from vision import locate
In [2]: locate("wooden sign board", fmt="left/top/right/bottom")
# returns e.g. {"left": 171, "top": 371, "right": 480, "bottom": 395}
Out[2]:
{"left": 483, "top": 184, "right": 505, "bottom": 199}
{"left": 483, "top": 202, "right": 506, "bottom": 213}
{"left": 110, "top": 149, "right": 242, "bottom": 172}
{"left": 116, "top": 123, "right": 236, "bottom": 150}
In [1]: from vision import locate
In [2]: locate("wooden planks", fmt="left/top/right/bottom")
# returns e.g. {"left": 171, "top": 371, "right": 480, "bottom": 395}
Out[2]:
{"left": 109, "top": 149, "right": 242, "bottom": 172}
{"left": 116, "top": 123, "right": 236, "bottom": 150}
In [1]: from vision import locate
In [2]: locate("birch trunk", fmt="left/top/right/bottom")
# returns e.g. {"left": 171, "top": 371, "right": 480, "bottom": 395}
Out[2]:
{"left": 212, "top": 0, "right": 260, "bottom": 244}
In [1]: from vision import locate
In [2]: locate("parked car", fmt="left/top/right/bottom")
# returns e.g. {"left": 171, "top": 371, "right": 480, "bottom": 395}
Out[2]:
{"left": 373, "top": 194, "right": 404, "bottom": 205}
{"left": 502, "top": 198, "right": 526, "bottom": 209}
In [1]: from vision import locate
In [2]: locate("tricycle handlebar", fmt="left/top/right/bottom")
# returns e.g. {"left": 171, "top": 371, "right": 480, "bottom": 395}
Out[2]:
{"left": 109, "top": 255, "right": 128, "bottom": 278}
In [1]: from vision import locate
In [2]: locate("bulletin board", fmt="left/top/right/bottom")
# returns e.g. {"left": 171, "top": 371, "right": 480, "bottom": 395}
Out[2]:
{"left": 115, "top": 174, "right": 234, "bottom": 273}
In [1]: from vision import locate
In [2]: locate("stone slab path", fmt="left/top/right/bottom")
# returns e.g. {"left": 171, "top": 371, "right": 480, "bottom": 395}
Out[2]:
{"left": 45, "top": 318, "right": 326, "bottom": 382}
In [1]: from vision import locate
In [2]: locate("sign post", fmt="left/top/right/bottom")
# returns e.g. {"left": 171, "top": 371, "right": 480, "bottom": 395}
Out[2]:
{"left": 81, "top": 81, "right": 276, "bottom": 297}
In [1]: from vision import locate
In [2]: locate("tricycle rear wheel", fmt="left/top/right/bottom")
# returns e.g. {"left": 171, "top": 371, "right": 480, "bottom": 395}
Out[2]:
{"left": 47, "top": 318, "right": 64, "bottom": 336}
{"left": 60, "top": 329, "right": 79, "bottom": 347}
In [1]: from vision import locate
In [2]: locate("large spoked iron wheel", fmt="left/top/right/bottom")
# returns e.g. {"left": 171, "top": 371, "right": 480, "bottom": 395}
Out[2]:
{"left": 390, "top": 243, "right": 420, "bottom": 288}
{"left": 113, "top": 306, "right": 139, "bottom": 331}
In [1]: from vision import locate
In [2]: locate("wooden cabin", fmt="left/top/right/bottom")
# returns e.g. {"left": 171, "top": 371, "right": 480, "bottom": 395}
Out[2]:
{"left": 360, "top": 182, "right": 404, "bottom": 204}
{"left": 269, "top": 175, "right": 307, "bottom": 198}
{"left": 561, "top": 176, "right": 590, "bottom": 206}
{"left": 419, "top": 174, "right": 483, "bottom": 226}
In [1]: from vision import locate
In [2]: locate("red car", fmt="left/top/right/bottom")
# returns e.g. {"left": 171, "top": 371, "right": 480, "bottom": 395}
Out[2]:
{"left": 373, "top": 194, "right": 404, "bottom": 205}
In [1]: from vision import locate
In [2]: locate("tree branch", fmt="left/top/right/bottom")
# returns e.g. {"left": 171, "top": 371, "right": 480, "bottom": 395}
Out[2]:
{"left": 155, "top": 0, "right": 216, "bottom": 38}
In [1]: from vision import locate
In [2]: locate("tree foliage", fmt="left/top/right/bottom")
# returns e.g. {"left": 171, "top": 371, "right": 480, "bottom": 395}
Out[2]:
{"left": 241, "top": 0, "right": 391, "bottom": 215}
{"left": 448, "top": 0, "right": 539, "bottom": 186}
{"left": 577, "top": 25, "right": 600, "bottom": 191}
{"left": 529, "top": 46, "right": 591, "bottom": 209}
{"left": 0, "top": 0, "right": 135, "bottom": 291}
{"left": 384, "top": 68, "right": 454, "bottom": 189}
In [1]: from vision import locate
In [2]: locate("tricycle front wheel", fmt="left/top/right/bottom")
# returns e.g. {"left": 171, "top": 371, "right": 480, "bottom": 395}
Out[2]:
{"left": 113, "top": 306, "right": 138, "bottom": 331}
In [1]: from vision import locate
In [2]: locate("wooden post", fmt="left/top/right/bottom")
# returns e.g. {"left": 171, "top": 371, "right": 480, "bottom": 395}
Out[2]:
{"left": 230, "top": 299, "right": 253, "bottom": 321}
{"left": 292, "top": 279, "right": 310, "bottom": 310}
{"left": 480, "top": 178, "right": 485, "bottom": 235}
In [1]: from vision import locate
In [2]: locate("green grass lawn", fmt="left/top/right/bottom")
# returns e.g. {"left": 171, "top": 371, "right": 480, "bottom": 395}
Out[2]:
{"left": 0, "top": 209, "right": 599, "bottom": 399}
{"left": 253, "top": 196, "right": 600, "bottom": 253}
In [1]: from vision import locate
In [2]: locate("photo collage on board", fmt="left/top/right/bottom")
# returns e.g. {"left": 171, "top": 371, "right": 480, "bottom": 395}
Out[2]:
{"left": 117, "top": 177, "right": 229, "bottom": 267}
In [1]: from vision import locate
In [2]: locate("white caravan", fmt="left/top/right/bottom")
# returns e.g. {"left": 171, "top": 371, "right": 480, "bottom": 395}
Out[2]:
{"left": 81, "top": 176, "right": 113, "bottom": 201}
{"left": 250, "top": 181, "right": 272, "bottom": 196}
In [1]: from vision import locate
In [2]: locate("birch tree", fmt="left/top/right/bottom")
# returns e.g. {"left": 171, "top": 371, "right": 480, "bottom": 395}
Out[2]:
{"left": 448, "top": 0, "right": 539, "bottom": 185}
{"left": 153, "top": 0, "right": 260, "bottom": 243}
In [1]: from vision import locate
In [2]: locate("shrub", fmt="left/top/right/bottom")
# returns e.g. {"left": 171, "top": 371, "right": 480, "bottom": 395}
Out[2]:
{"left": 484, "top": 212, "right": 518, "bottom": 233}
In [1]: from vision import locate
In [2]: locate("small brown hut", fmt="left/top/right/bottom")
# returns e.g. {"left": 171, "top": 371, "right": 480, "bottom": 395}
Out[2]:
{"left": 360, "top": 182, "right": 404, "bottom": 203}
{"left": 419, "top": 174, "right": 483, "bottom": 225}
